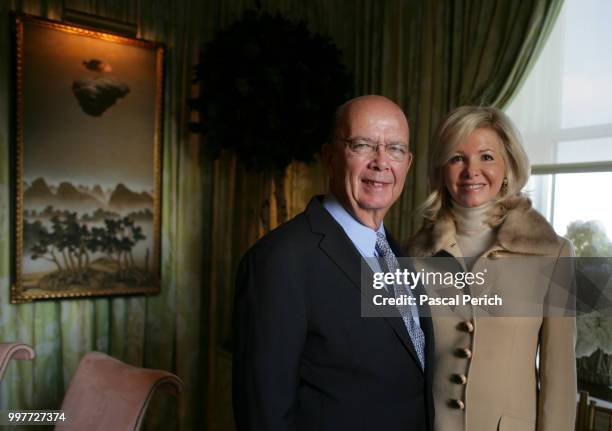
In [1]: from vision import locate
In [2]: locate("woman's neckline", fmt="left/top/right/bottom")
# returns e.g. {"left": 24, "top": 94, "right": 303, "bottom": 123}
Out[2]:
{"left": 450, "top": 200, "right": 495, "bottom": 235}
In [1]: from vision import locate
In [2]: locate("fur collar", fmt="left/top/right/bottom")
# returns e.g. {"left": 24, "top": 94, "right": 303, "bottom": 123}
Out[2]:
{"left": 406, "top": 196, "right": 561, "bottom": 257}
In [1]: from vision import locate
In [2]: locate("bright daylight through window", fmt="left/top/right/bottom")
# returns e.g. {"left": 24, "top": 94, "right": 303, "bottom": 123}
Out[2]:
{"left": 506, "top": 0, "right": 612, "bottom": 253}
{"left": 505, "top": 0, "right": 612, "bottom": 405}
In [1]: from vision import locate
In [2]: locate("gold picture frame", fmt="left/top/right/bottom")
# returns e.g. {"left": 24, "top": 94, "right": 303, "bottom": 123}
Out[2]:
{"left": 11, "top": 14, "right": 164, "bottom": 302}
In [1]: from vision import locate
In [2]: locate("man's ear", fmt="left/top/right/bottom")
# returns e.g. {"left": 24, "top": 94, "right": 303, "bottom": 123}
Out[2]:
{"left": 406, "top": 151, "right": 414, "bottom": 171}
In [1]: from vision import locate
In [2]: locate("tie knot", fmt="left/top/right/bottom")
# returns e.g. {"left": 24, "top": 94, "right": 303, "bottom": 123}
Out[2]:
{"left": 375, "top": 232, "right": 393, "bottom": 258}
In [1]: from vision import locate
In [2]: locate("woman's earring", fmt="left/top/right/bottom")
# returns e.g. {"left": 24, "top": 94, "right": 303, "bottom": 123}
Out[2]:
{"left": 501, "top": 178, "right": 508, "bottom": 195}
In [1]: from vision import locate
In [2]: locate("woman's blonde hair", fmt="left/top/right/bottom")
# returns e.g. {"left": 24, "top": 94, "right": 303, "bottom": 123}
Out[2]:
{"left": 420, "top": 106, "right": 530, "bottom": 225}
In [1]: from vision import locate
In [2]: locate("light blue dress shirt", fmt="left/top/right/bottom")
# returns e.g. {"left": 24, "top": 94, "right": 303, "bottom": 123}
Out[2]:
{"left": 322, "top": 193, "right": 384, "bottom": 260}
{"left": 322, "top": 193, "right": 420, "bottom": 325}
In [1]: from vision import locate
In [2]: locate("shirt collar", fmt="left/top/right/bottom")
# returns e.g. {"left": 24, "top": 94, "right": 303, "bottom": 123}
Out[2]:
{"left": 322, "top": 192, "right": 385, "bottom": 258}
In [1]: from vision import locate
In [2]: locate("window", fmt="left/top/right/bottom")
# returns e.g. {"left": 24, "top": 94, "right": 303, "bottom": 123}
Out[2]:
{"left": 505, "top": 0, "right": 612, "bottom": 253}
{"left": 505, "top": 0, "right": 612, "bottom": 403}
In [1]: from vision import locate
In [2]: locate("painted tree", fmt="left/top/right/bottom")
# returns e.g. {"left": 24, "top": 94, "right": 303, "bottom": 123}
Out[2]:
{"left": 30, "top": 213, "right": 146, "bottom": 278}
{"left": 93, "top": 217, "right": 145, "bottom": 271}
{"left": 29, "top": 221, "right": 64, "bottom": 272}
{"left": 30, "top": 213, "right": 96, "bottom": 273}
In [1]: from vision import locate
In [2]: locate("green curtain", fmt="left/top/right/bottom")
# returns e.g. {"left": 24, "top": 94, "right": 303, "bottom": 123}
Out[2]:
{"left": 0, "top": 0, "right": 208, "bottom": 429}
{"left": 0, "top": 0, "right": 563, "bottom": 430}
{"left": 407, "top": 0, "right": 564, "bottom": 235}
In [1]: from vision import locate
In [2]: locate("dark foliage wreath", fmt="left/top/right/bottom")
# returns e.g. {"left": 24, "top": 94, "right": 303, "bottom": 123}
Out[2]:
{"left": 189, "top": 10, "right": 350, "bottom": 224}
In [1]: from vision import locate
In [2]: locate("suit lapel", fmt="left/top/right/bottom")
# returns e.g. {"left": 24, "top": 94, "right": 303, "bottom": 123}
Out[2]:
{"left": 317, "top": 222, "right": 363, "bottom": 293}
{"left": 305, "top": 197, "right": 424, "bottom": 371}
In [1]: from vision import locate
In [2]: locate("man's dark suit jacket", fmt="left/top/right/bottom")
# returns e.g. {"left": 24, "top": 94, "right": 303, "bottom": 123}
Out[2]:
{"left": 233, "top": 196, "right": 434, "bottom": 431}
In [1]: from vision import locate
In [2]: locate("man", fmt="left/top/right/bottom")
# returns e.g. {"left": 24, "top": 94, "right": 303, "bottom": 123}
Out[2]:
{"left": 233, "top": 95, "right": 434, "bottom": 431}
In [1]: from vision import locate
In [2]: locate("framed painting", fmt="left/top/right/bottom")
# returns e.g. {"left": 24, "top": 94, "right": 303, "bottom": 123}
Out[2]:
{"left": 11, "top": 14, "right": 164, "bottom": 302}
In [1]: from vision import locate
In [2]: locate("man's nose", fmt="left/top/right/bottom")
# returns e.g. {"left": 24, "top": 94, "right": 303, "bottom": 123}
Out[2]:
{"left": 370, "top": 144, "right": 391, "bottom": 170}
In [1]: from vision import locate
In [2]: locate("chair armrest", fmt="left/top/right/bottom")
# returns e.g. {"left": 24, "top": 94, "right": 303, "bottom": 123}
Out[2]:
{"left": 0, "top": 342, "right": 36, "bottom": 383}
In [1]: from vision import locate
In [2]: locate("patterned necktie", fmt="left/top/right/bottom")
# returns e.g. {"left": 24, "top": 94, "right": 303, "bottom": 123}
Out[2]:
{"left": 375, "top": 232, "right": 425, "bottom": 369}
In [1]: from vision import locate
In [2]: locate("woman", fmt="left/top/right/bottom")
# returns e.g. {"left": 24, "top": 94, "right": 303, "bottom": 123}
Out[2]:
{"left": 406, "top": 106, "right": 576, "bottom": 430}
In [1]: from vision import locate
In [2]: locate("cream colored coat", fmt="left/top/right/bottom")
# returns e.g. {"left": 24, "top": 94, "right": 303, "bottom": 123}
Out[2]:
{"left": 407, "top": 197, "right": 576, "bottom": 431}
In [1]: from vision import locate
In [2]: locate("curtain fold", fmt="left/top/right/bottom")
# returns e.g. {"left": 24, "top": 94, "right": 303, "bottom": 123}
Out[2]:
{"left": 407, "top": 0, "right": 563, "bottom": 235}
{"left": 445, "top": 0, "right": 564, "bottom": 108}
{"left": 0, "top": 0, "right": 206, "bottom": 429}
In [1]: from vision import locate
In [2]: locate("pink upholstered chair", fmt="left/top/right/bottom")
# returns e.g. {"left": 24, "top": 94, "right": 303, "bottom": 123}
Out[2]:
{"left": 0, "top": 342, "right": 36, "bottom": 384}
{"left": 56, "top": 351, "right": 183, "bottom": 431}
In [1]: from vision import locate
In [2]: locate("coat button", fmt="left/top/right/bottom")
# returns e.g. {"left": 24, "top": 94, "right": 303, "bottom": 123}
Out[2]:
{"left": 456, "top": 347, "right": 472, "bottom": 358}
{"left": 452, "top": 374, "right": 467, "bottom": 384}
{"left": 450, "top": 399, "right": 465, "bottom": 409}
{"left": 462, "top": 320, "right": 474, "bottom": 333}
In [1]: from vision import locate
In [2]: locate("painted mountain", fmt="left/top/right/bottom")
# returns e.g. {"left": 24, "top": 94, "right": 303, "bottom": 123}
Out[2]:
{"left": 24, "top": 177, "right": 55, "bottom": 201}
{"left": 91, "top": 184, "right": 106, "bottom": 202}
{"left": 23, "top": 177, "right": 153, "bottom": 215}
{"left": 108, "top": 183, "right": 153, "bottom": 212}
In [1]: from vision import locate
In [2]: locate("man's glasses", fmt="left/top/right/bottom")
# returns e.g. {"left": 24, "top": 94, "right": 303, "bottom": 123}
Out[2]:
{"left": 339, "top": 139, "right": 410, "bottom": 162}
